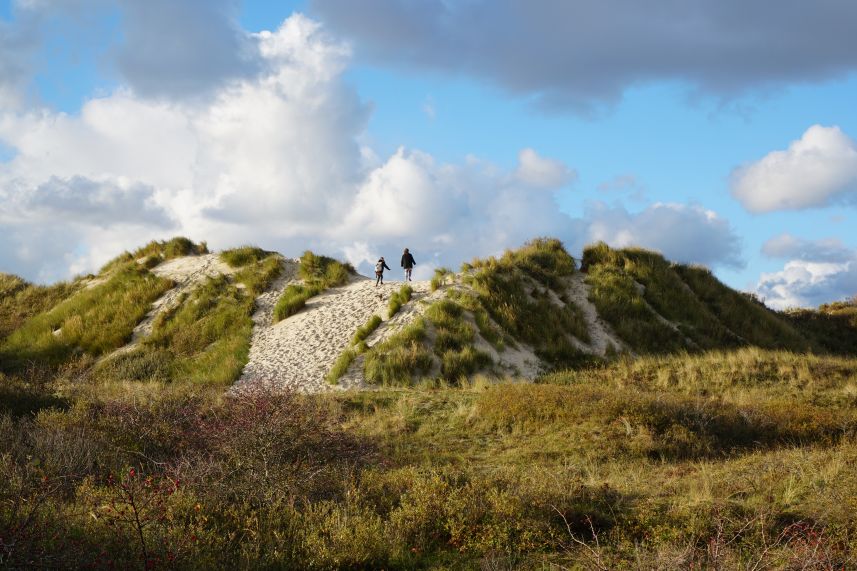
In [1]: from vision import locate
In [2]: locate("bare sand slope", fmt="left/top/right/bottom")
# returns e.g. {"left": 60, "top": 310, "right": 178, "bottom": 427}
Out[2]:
{"left": 234, "top": 278, "right": 432, "bottom": 394}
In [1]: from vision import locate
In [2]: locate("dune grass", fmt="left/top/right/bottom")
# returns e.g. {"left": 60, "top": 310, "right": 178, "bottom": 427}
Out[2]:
{"left": 99, "top": 236, "right": 208, "bottom": 273}
{"left": 387, "top": 284, "right": 413, "bottom": 318}
{"left": 4, "top": 237, "right": 857, "bottom": 568}
{"left": 467, "top": 238, "right": 590, "bottom": 367}
{"left": 93, "top": 255, "right": 282, "bottom": 388}
{"left": 430, "top": 267, "right": 453, "bottom": 292}
{"left": 3, "top": 300, "right": 857, "bottom": 568}
{"left": 0, "top": 273, "right": 80, "bottom": 342}
{"left": 273, "top": 251, "right": 352, "bottom": 322}
{"left": 325, "top": 348, "right": 358, "bottom": 385}
{"left": 352, "top": 314, "right": 383, "bottom": 345}
{"left": 0, "top": 264, "right": 172, "bottom": 374}
{"left": 219, "top": 245, "right": 271, "bottom": 268}
{"left": 363, "top": 317, "right": 434, "bottom": 386}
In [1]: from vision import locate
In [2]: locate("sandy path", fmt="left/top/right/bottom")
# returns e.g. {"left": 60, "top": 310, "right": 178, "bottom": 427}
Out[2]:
{"left": 564, "top": 273, "right": 629, "bottom": 356}
{"left": 233, "top": 278, "right": 432, "bottom": 394}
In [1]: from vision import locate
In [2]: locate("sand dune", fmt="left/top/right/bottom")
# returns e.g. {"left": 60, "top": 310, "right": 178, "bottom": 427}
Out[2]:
{"left": 233, "top": 276, "right": 433, "bottom": 394}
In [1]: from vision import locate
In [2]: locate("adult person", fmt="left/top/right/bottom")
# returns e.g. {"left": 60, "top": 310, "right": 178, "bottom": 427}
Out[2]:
{"left": 374, "top": 256, "right": 391, "bottom": 286}
{"left": 401, "top": 248, "right": 416, "bottom": 282}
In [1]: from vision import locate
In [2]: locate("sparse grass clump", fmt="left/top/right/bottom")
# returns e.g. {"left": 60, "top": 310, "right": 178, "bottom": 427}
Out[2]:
{"left": 446, "top": 289, "right": 505, "bottom": 351}
{"left": 387, "top": 284, "right": 413, "bottom": 318}
{"left": 440, "top": 346, "right": 492, "bottom": 381}
{"left": 363, "top": 318, "right": 434, "bottom": 385}
{"left": 220, "top": 245, "right": 270, "bottom": 268}
{"left": 353, "top": 314, "right": 383, "bottom": 345}
{"left": 424, "top": 298, "right": 493, "bottom": 382}
{"left": 430, "top": 267, "right": 453, "bottom": 292}
{"left": 298, "top": 250, "right": 352, "bottom": 288}
{"left": 273, "top": 251, "right": 353, "bottom": 322}
{"left": 326, "top": 348, "right": 358, "bottom": 385}
{"left": 274, "top": 283, "right": 323, "bottom": 321}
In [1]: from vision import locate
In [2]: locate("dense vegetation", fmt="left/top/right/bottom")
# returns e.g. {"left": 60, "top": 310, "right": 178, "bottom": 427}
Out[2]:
{"left": 3, "top": 348, "right": 857, "bottom": 568}
{"left": 2, "top": 237, "right": 856, "bottom": 568}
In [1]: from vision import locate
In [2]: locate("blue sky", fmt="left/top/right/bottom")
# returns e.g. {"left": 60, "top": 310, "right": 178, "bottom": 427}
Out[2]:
{"left": 1, "top": 0, "right": 856, "bottom": 308}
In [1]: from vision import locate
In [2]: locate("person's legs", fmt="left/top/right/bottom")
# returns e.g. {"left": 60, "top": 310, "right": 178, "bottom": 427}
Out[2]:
{"left": 375, "top": 272, "right": 381, "bottom": 286}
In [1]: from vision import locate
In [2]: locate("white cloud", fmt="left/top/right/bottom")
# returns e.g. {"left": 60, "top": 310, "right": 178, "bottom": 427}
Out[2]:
{"left": 0, "top": 13, "right": 744, "bottom": 287}
{"left": 755, "top": 234, "right": 857, "bottom": 309}
{"left": 514, "top": 148, "right": 576, "bottom": 189}
{"left": 757, "top": 260, "right": 857, "bottom": 310}
{"left": 576, "top": 202, "right": 743, "bottom": 268}
{"left": 731, "top": 125, "right": 857, "bottom": 213}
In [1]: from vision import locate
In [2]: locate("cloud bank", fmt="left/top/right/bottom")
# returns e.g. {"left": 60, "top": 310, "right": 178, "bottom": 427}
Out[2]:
{"left": 311, "top": 0, "right": 857, "bottom": 111}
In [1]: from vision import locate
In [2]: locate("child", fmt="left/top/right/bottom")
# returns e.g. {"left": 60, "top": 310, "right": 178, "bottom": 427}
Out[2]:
{"left": 375, "top": 256, "right": 391, "bottom": 286}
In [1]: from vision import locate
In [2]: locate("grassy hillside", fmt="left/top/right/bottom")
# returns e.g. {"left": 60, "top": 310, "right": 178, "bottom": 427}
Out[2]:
{"left": 582, "top": 241, "right": 844, "bottom": 356}
{"left": 1, "top": 237, "right": 856, "bottom": 568}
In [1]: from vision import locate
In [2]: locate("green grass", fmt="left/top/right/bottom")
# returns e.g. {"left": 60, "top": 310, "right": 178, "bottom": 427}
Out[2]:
{"left": 273, "top": 251, "right": 352, "bottom": 322}
{"left": 363, "top": 318, "right": 434, "bottom": 386}
{"left": 582, "top": 242, "right": 848, "bottom": 358}
{"left": 467, "top": 239, "right": 590, "bottom": 367}
{"left": 787, "top": 298, "right": 857, "bottom": 355}
{"left": 93, "top": 256, "right": 282, "bottom": 388}
{"left": 219, "top": 245, "right": 271, "bottom": 268}
{"left": 445, "top": 289, "right": 505, "bottom": 351}
{"left": 353, "top": 314, "right": 383, "bottom": 345}
{"left": 430, "top": 267, "right": 452, "bottom": 292}
{"left": 387, "top": 284, "right": 413, "bottom": 318}
{"left": 99, "top": 236, "right": 208, "bottom": 273}
{"left": 326, "top": 348, "right": 358, "bottom": 385}
{"left": 298, "top": 250, "right": 352, "bottom": 287}
{"left": 274, "top": 283, "right": 324, "bottom": 321}
{"left": 0, "top": 264, "right": 172, "bottom": 374}
{"left": 0, "top": 273, "right": 80, "bottom": 342}
{"left": 585, "top": 262, "right": 689, "bottom": 354}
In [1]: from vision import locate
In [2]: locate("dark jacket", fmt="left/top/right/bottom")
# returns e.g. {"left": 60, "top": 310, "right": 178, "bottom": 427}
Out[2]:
{"left": 376, "top": 260, "right": 391, "bottom": 273}
{"left": 401, "top": 252, "right": 416, "bottom": 269}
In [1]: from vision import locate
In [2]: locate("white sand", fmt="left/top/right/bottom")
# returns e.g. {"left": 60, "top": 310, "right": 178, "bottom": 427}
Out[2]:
{"left": 233, "top": 277, "right": 433, "bottom": 394}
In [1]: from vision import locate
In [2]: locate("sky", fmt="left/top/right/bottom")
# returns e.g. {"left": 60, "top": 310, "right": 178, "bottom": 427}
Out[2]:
{"left": 0, "top": 0, "right": 856, "bottom": 309}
